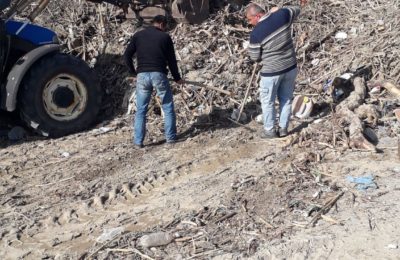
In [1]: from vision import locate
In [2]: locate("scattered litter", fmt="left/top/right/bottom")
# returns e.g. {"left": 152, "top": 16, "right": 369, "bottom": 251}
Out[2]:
{"left": 137, "top": 232, "right": 174, "bottom": 248}
{"left": 339, "top": 73, "right": 353, "bottom": 80}
{"left": 312, "top": 190, "right": 321, "bottom": 199}
{"left": 386, "top": 244, "right": 398, "bottom": 249}
{"left": 349, "top": 27, "right": 358, "bottom": 36}
{"left": 61, "top": 152, "right": 70, "bottom": 158}
{"left": 369, "top": 85, "right": 382, "bottom": 94}
{"left": 333, "top": 88, "right": 345, "bottom": 100}
{"left": 255, "top": 114, "right": 263, "bottom": 124}
{"left": 346, "top": 175, "right": 377, "bottom": 190}
{"left": 335, "top": 31, "right": 348, "bottom": 40}
{"left": 96, "top": 227, "right": 124, "bottom": 243}
{"left": 242, "top": 40, "right": 249, "bottom": 49}
{"left": 98, "top": 127, "right": 112, "bottom": 134}
{"left": 323, "top": 79, "right": 333, "bottom": 92}
{"left": 92, "top": 127, "right": 114, "bottom": 135}
{"left": 292, "top": 95, "right": 313, "bottom": 119}
{"left": 377, "top": 20, "right": 385, "bottom": 31}
{"left": 311, "top": 59, "right": 320, "bottom": 66}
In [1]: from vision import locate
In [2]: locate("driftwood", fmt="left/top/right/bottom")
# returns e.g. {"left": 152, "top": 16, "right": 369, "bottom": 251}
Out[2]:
{"left": 184, "top": 80, "right": 233, "bottom": 96}
{"left": 382, "top": 82, "right": 400, "bottom": 98}
{"left": 355, "top": 104, "right": 379, "bottom": 125}
{"left": 337, "top": 77, "right": 376, "bottom": 151}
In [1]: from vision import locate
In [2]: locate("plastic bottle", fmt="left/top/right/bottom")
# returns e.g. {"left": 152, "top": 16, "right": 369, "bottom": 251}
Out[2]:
{"left": 138, "top": 232, "right": 174, "bottom": 248}
{"left": 96, "top": 227, "right": 124, "bottom": 243}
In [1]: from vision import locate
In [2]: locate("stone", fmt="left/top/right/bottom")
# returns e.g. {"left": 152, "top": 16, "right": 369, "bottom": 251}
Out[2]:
{"left": 8, "top": 126, "right": 26, "bottom": 141}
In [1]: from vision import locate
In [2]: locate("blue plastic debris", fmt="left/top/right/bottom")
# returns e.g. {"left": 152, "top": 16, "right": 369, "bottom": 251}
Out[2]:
{"left": 346, "top": 175, "right": 377, "bottom": 190}
{"left": 323, "top": 79, "right": 333, "bottom": 92}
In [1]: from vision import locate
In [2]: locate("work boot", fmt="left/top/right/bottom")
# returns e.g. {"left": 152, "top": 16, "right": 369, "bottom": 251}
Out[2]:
{"left": 279, "top": 128, "right": 288, "bottom": 138}
{"left": 260, "top": 129, "right": 277, "bottom": 139}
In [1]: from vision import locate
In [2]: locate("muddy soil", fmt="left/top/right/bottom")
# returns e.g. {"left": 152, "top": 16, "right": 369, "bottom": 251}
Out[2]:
{"left": 0, "top": 115, "right": 399, "bottom": 259}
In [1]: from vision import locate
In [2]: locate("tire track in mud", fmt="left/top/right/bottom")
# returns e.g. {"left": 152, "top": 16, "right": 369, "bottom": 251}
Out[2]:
{"left": 88, "top": 161, "right": 194, "bottom": 208}
{"left": 43, "top": 139, "right": 282, "bottom": 226}
{"left": 1, "top": 134, "right": 283, "bottom": 258}
{"left": 2, "top": 159, "right": 200, "bottom": 257}
{"left": 42, "top": 143, "right": 269, "bottom": 229}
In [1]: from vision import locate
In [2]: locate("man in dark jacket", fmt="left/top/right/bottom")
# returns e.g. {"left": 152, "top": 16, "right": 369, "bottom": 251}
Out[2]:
{"left": 124, "top": 15, "right": 184, "bottom": 148}
{"left": 246, "top": 1, "right": 306, "bottom": 138}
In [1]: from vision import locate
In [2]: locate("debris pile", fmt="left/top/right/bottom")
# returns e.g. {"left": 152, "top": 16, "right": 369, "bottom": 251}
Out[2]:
{"left": 88, "top": 170, "right": 344, "bottom": 259}
{"left": 33, "top": 0, "right": 400, "bottom": 147}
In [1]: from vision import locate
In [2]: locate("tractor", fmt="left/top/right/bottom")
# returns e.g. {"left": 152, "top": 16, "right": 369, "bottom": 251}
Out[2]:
{"left": 0, "top": 0, "right": 240, "bottom": 137}
{"left": 0, "top": 0, "right": 108, "bottom": 137}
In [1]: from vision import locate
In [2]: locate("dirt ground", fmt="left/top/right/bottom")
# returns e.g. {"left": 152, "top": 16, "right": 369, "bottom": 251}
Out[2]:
{"left": 0, "top": 114, "right": 399, "bottom": 259}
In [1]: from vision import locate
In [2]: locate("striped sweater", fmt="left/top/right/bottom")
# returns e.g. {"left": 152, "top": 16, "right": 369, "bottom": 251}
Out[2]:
{"left": 248, "top": 6, "right": 301, "bottom": 76}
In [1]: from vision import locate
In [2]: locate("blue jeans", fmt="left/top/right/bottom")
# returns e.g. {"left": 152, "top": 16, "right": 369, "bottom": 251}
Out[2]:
{"left": 134, "top": 72, "right": 177, "bottom": 145}
{"left": 260, "top": 68, "right": 297, "bottom": 131}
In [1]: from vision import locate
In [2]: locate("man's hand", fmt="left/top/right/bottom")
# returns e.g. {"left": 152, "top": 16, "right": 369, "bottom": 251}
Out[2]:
{"left": 176, "top": 79, "right": 185, "bottom": 85}
{"left": 126, "top": 76, "right": 137, "bottom": 84}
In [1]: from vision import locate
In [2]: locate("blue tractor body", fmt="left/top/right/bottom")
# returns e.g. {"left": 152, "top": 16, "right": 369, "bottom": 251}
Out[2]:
{"left": 0, "top": 19, "right": 102, "bottom": 137}
{"left": 5, "top": 20, "right": 57, "bottom": 46}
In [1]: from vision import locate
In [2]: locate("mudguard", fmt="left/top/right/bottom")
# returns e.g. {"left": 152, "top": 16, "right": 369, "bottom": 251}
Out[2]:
{"left": 3, "top": 44, "right": 59, "bottom": 111}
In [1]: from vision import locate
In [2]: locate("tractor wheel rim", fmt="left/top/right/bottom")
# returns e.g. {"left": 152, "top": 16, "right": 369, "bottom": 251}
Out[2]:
{"left": 43, "top": 74, "right": 88, "bottom": 121}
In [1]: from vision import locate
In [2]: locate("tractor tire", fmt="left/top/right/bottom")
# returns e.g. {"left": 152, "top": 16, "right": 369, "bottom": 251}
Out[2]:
{"left": 19, "top": 53, "right": 103, "bottom": 137}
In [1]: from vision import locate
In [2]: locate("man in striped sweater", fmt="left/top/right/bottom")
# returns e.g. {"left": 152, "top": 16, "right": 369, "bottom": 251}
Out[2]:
{"left": 246, "top": 2, "right": 306, "bottom": 138}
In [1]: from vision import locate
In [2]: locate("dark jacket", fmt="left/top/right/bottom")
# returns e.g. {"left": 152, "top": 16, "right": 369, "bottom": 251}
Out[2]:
{"left": 124, "top": 26, "right": 181, "bottom": 82}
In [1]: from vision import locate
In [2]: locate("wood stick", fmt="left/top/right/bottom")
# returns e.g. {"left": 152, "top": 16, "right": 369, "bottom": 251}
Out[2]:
{"left": 237, "top": 64, "right": 258, "bottom": 123}
{"left": 227, "top": 118, "right": 256, "bottom": 132}
{"left": 257, "top": 215, "right": 275, "bottom": 229}
{"left": 214, "top": 212, "right": 237, "bottom": 224}
{"left": 175, "top": 233, "right": 204, "bottom": 242}
{"left": 382, "top": 82, "right": 400, "bottom": 98}
{"left": 308, "top": 192, "right": 344, "bottom": 227}
{"left": 106, "top": 248, "right": 155, "bottom": 260}
{"left": 184, "top": 80, "right": 232, "bottom": 96}
{"left": 321, "top": 214, "right": 340, "bottom": 225}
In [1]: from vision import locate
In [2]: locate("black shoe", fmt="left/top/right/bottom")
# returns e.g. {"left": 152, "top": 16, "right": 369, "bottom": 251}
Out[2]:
{"left": 166, "top": 139, "right": 177, "bottom": 145}
{"left": 260, "top": 129, "right": 277, "bottom": 139}
{"left": 279, "top": 128, "right": 288, "bottom": 138}
{"left": 134, "top": 143, "right": 144, "bottom": 149}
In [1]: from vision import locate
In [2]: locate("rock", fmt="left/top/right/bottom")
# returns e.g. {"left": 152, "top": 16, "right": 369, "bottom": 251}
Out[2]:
{"left": 8, "top": 126, "right": 26, "bottom": 141}
{"left": 231, "top": 109, "right": 247, "bottom": 123}
{"left": 392, "top": 167, "right": 400, "bottom": 173}
{"left": 363, "top": 127, "right": 378, "bottom": 144}
{"left": 50, "top": 238, "right": 61, "bottom": 247}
